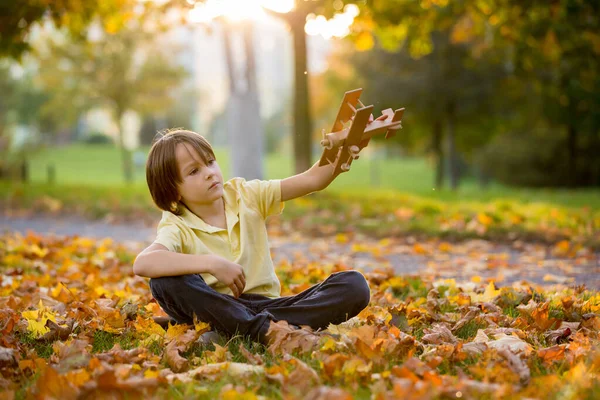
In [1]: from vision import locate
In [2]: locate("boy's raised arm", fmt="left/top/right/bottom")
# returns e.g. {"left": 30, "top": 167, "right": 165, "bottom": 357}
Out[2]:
{"left": 281, "top": 161, "right": 336, "bottom": 202}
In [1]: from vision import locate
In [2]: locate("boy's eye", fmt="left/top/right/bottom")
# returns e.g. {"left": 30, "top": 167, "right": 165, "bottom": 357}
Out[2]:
{"left": 208, "top": 159, "right": 215, "bottom": 165}
{"left": 189, "top": 168, "right": 198, "bottom": 175}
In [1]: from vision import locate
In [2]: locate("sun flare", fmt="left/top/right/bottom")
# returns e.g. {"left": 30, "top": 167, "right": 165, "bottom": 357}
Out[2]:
{"left": 186, "top": 0, "right": 358, "bottom": 39}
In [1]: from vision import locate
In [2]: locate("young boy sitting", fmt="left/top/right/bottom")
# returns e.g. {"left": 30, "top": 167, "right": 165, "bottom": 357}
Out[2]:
{"left": 133, "top": 129, "right": 371, "bottom": 345}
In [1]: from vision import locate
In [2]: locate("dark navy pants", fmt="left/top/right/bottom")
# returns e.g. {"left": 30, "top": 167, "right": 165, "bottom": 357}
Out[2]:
{"left": 149, "top": 270, "right": 371, "bottom": 344}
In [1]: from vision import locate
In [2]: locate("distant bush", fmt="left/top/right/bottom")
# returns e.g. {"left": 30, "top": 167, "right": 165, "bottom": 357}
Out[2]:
{"left": 81, "top": 133, "right": 114, "bottom": 145}
{"left": 478, "top": 131, "right": 570, "bottom": 187}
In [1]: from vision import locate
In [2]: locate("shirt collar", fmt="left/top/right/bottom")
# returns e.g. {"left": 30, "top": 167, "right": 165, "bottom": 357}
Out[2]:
{"left": 178, "top": 180, "right": 240, "bottom": 234}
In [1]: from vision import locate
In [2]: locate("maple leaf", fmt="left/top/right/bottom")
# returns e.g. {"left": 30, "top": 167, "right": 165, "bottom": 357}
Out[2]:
{"left": 422, "top": 323, "right": 458, "bottom": 345}
{"left": 163, "top": 329, "right": 199, "bottom": 373}
{"left": 52, "top": 339, "right": 89, "bottom": 370}
{"left": 452, "top": 307, "right": 480, "bottom": 333}
{"left": 237, "top": 343, "right": 264, "bottom": 365}
{"left": 165, "top": 362, "right": 264, "bottom": 384}
{"left": 282, "top": 354, "right": 321, "bottom": 394}
{"left": 96, "top": 343, "right": 147, "bottom": 364}
{"left": 471, "top": 281, "right": 502, "bottom": 303}
{"left": 38, "top": 319, "right": 74, "bottom": 342}
{"left": 22, "top": 300, "right": 58, "bottom": 337}
{"left": 517, "top": 300, "right": 560, "bottom": 331}
{"left": 266, "top": 320, "right": 322, "bottom": 355}
{"left": 544, "top": 327, "right": 572, "bottom": 345}
{"left": 538, "top": 345, "right": 567, "bottom": 364}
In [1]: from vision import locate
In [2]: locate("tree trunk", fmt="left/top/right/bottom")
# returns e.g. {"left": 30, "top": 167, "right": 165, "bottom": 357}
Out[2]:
{"left": 222, "top": 22, "right": 264, "bottom": 180}
{"left": 117, "top": 111, "right": 133, "bottom": 184}
{"left": 291, "top": 12, "right": 312, "bottom": 174}
{"left": 445, "top": 101, "right": 458, "bottom": 190}
{"left": 432, "top": 118, "right": 444, "bottom": 189}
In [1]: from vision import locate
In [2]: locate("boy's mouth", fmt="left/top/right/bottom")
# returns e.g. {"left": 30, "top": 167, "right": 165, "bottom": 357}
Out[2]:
{"left": 209, "top": 182, "right": 220, "bottom": 189}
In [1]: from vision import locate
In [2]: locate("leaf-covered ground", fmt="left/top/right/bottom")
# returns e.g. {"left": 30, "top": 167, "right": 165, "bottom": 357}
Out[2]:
{"left": 1, "top": 231, "right": 599, "bottom": 399}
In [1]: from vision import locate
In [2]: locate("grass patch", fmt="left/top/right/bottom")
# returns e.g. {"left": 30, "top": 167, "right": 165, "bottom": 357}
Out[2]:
{"left": 91, "top": 330, "right": 139, "bottom": 353}
{"left": 455, "top": 320, "right": 487, "bottom": 340}
{"left": 18, "top": 143, "right": 600, "bottom": 209}
{"left": 18, "top": 332, "right": 54, "bottom": 359}
{"left": 502, "top": 305, "right": 520, "bottom": 318}
{"left": 437, "top": 354, "right": 481, "bottom": 376}
{"left": 392, "top": 277, "right": 430, "bottom": 300}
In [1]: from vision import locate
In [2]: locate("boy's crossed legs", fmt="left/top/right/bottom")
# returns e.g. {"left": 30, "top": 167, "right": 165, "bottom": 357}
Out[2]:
{"left": 149, "top": 270, "right": 371, "bottom": 345}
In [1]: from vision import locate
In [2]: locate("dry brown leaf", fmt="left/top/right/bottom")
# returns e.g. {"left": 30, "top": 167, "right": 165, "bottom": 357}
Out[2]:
{"left": 538, "top": 345, "right": 566, "bottom": 364}
{"left": 38, "top": 319, "right": 74, "bottom": 342}
{"left": 237, "top": 343, "right": 264, "bottom": 365}
{"left": 422, "top": 323, "right": 458, "bottom": 345}
{"left": 163, "top": 341, "right": 188, "bottom": 373}
{"left": 0, "top": 347, "right": 18, "bottom": 369}
{"left": 96, "top": 344, "right": 146, "bottom": 364}
{"left": 322, "top": 353, "right": 350, "bottom": 379}
{"left": 162, "top": 329, "right": 200, "bottom": 373}
{"left": 452, "top": 307, "right": 480, "bottom": 333}
{"left": 497, "top": 347, "right": 530, "bottom": 385}
{"left": 165, "top": 362, "right": 264, "bottom": 384}
{"left": 283, "top": 354, "right": 321, "bottom": 393}
{"left": 487, "top": 333, "right": 532, "bottom": 355}
{"left": 266, "top": 320, "right": 322, "bottom": 355}
{"left": 544, "top": 327, "right": 572, "bottom": 345}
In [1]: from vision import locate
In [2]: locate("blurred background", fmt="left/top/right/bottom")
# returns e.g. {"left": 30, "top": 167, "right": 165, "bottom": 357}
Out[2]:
{"left": 1, "top": 0, "right": 599, "bottom": 203}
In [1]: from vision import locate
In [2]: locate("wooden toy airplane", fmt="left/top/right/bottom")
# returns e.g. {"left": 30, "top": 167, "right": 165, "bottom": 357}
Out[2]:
{"left": 318, "top": 88, "right": 405, "bottom": 177}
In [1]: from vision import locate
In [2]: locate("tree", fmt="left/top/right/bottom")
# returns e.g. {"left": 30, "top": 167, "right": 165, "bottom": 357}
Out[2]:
{"left": 264, "top": 2, "right": 322, "bottom": 174}
{"left": 490, "top": 0, "right": 600, "bottom": 186}
{"left": 0, "top": 0, "right": 137, "bottom": 59}
{"left": 221, "top": 20, "right": 264, "bottom": 180}
{"left": 347, "top": 1, "right": 509, "bottom": 190}
{"left": 36, "top": 21, "right": 187, "bottom": 183}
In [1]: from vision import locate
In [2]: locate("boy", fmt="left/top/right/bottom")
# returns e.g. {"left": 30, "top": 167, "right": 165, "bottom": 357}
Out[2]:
{"left": 133, "top": 129, "right": 371, "bottom": 345}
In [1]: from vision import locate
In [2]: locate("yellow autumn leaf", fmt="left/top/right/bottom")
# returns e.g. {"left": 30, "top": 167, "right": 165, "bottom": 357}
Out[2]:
{"left": 166, "top": 323, "right": 191, "bottom": 340}
{"left": 194, "top": 319, "right": 211, "bottom": 334}
{"left": 472, "top": 281, "right": 501, "bottom": 303}
{"left": 22, "top": 300, "right": 58, "bottom": 337}
{"left": 320, "top": 337, "right": 337, "bottom": 352}
{"left": 144, "top": 369, "right": 160, "bottom": 379}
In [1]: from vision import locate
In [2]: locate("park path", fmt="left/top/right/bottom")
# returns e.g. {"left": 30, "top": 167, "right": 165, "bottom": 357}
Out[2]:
{"left": 2, "top": 215, "right": 599, "bottom": 290}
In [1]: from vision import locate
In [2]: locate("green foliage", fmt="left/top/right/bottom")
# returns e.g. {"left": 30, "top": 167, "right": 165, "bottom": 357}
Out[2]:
{"left": 80, "top": 133, "right": 114, "bottom": 145}
{"left": 0, "top": 0, "right": 146, "bottom": 59}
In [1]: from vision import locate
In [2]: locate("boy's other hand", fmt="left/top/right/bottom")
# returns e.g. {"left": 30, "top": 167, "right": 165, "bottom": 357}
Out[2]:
{"left": 211, "top": 258, "right": 246, "bottom": 298}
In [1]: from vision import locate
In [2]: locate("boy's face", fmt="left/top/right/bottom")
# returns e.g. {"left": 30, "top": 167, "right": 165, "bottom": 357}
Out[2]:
{"left": 175, "top": 143, "right": 224, "bottom": 206}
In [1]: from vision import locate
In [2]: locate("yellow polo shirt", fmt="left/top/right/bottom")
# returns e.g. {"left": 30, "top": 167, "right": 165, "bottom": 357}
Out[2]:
{"left": 154, "top": 177, "right": 284, "bottom": 298}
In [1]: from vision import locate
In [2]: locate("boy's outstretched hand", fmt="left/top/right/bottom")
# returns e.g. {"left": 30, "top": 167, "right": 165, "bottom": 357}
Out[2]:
{"left": 210, "top": 257, "right": 246, "bottom": 298}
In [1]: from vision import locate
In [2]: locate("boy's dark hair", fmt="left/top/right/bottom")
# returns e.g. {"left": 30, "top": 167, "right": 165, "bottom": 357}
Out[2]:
{"left": 146, "top": 129, "right": 216, "bottom": 215}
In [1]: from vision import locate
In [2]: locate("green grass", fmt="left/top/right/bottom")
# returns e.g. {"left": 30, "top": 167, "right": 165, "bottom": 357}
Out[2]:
{"left": 18, "top": 332, "right": 54, "bottom": 359}
{"left": 454, "top": 320, "right": 488, "bottom": 340}
{"left": 23, "top": 144, "right": 600, "bottom": 208}
{"left": 91, "top": 330, "right": 139, "bottom": 353}
{"left": 4, "top": 144, "right": 600, "bottom": 247}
